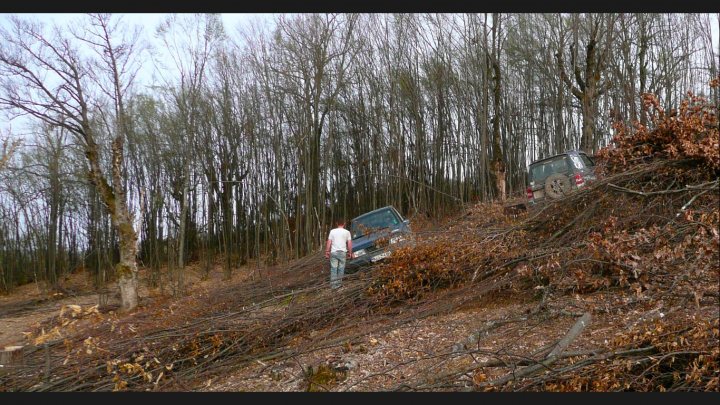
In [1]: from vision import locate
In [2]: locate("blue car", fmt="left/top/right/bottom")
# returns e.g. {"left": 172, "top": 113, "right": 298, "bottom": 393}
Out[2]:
{"left": 346, "top": 206, "right": 412, "bottom": 273}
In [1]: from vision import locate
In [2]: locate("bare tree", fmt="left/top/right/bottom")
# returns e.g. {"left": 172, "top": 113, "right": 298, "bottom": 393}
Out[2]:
{"left": 156, "top": 13, "right": 225, "bottom": 292}
{"left": 272, "top": 13, "right": 359, "bottom": 254}
{"left": 0, "top": 15, "right": 143, "bottom": 310}
{"left": 1, "top": 12, "right": 717, "bottom": 296}
{"left": 555, "top": 14, "right": 617, "bottom": 153}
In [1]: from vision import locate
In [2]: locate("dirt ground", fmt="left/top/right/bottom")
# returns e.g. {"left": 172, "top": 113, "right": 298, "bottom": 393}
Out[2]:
{"left": 1, "top": 262, "right": 717, "bottom": 391}
{"left": 1, "top": 242, "right": 716, "bottom": 391}
{"left": 201, "top": 289, "right": 718, "bottom": 392}
{"left": 0, "top": 261, "right": 262, "bottom": 349}
{"left": 0, "top": 274, "right": 100, "bottom": 348}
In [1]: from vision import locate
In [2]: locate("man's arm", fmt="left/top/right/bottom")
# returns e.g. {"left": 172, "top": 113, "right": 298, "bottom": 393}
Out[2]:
{"left": 325, "top": 239, "right": 332, "bottom": 258}
{"left": 346, "top": 239, "right": 353, "bottom": 259}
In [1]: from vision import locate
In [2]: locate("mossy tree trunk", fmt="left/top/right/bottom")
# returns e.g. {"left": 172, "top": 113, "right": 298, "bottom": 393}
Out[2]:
{"left": 83, "top": 128, "right": 139, "bottom": 311}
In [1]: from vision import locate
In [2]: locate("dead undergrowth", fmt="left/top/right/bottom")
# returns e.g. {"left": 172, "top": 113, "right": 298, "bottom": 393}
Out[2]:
{"left": 1, "top": 91, "right": 717, "bottom": 392}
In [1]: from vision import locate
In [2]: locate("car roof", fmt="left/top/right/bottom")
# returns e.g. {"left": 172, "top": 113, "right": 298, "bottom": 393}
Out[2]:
{"left": 530, "top": 150, "right": 588, "bottom": 166}
{"left": 352, "top": 206, "right": 397, "bottom": 221}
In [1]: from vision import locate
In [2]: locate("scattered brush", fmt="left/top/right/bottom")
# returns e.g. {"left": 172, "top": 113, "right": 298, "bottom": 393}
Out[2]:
{"left": 1, "top": 92, "right": 717, "bottom": 392}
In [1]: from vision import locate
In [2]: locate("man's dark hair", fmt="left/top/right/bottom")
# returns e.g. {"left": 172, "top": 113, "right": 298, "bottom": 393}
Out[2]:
{"left": 335, "top": 217, "right": 345, "bottom": 226}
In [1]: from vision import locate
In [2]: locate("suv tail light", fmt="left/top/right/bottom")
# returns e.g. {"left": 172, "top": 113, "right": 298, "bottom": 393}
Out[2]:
{"left": 526, "top": 187, "right": 534, "bottom": 200}
{"left": 574, "top": 173, "right": 585, "bottom": 187}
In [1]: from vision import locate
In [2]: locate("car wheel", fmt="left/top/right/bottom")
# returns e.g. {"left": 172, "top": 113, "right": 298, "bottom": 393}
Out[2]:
{"left": 544, "top": 173, "right": 571, "bottom": 199}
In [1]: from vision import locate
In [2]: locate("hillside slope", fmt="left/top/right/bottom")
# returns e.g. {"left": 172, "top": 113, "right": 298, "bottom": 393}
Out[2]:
{"left": 1, "top": 94, "right": 717, "bottom": 392}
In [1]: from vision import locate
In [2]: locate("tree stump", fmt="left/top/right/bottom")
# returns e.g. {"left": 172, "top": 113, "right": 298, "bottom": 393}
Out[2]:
{"left": 0, "top": 345, "right": 24, "bottom": 371}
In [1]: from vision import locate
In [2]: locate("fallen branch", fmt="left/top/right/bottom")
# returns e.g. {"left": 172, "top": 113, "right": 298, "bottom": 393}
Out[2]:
{"left": 451, "top": 317, "right": 528, "bottom": 353}
{"left": 470, "top": 312, "right": 592, "bottom": 390}
{"left": 608, "top": 179, "right": 719, "bottom": 197}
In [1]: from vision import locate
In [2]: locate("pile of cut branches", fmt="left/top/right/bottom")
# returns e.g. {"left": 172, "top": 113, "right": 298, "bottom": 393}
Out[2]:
{"left": 1, "top": 92, "right": 717, "bottom": 392}
{"left": 376, "top": 91, "right": 718, "bottom": 392}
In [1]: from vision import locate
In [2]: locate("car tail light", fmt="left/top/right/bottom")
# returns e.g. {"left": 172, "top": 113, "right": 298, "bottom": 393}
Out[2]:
{"left": 574, "top": 173, "right": 585, "bottom": 187}
{"left": 526, "top": 187, "right": 534, "bottom": 200}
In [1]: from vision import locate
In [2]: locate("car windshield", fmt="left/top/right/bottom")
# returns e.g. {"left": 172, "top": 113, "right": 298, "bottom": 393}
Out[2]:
{"left": 350, "top": 208, "right": 399, "bottom": 238}
{"left": 530, "top": 156, "right": 571, "bottom": 182}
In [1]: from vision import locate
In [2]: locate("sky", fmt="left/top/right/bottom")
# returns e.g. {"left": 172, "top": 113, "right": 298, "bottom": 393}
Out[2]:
{"left": 0, "top": 13, "right": 275, "bottom": 138}
{"left": 2, "top": 13, "right": 271, "bottom": 34}
{"left": 1, "top": 13, "right": 274, "bottom": 79}
{"left": 0, "top": 13, "right": 718, "bottom": 140}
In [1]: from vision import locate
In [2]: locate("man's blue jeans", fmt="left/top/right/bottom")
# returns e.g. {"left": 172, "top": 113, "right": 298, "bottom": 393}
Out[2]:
{"left": 329, "top": 251, "right": 347, "bottom": 289}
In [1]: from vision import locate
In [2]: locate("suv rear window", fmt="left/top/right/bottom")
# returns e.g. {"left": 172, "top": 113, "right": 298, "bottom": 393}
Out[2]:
{"left": 579, "top": 154, "right": 594, "bottom": 167}
{"left": 530, "top": 156, "right": 570, "bottom": 182}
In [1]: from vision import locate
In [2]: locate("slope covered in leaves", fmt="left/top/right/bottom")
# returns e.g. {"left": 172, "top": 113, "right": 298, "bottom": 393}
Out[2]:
{"left": 1, "top": 92, "right": 717, "bottom": 392}
{"left": 365, "top": 91, "right": 719, "bottom": 391}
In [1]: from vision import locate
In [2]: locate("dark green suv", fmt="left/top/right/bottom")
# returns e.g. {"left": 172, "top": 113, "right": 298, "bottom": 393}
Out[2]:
{"left": 526, "top": 150, "right": 596, "bottom": 203}
{"left": 345, "top": 206, "right": 412, "bottom": 273}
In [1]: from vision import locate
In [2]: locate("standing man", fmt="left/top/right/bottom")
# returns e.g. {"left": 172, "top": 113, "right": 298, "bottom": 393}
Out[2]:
{"left": 325, "top": 218, "right": 353, "bottom": 289}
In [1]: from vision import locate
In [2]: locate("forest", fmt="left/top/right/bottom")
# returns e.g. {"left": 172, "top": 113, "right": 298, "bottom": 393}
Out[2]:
{"left": 0, "top": 12, "right": 718, "bottom": 393}
{"left": 0, "top": 13, "right": 717, "bottom": 307}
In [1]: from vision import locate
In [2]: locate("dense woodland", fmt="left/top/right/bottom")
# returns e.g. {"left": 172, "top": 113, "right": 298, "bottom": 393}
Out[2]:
{"left": 0, "top": 13, "right": 717, "bottom": 305}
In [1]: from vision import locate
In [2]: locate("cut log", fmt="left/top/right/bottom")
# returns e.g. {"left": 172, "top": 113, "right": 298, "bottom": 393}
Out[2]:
{"left": 470, "top": 312, "right": 592, "bottom": 390}
{"left": 547, "top": 312, "right": 592, "bottom": 359}
{"left": 0, "top": 345, "right": 24, "bottom": 367}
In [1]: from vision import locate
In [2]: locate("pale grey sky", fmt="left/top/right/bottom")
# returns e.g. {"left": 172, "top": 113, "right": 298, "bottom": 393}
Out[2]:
{"left": 0, "top": 13, "right": 275, "bottom": 137}
{"left": 1, "top": 13, "right": 718, "bottom": 139}
{"left": 1, "top": 13, "right": 271, "bottom": 31}
{"left": 2, "top": 13, "right": 274, "bottom": 81}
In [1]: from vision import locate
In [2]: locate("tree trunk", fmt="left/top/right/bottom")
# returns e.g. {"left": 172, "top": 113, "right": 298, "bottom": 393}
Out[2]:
{"left": 0, "top": 346, "right": 24, "bottom": 368}
{"left": 111, "top": 139, "right": 139, "bottom": 311}
{"left": 580, "top": 90, "right": 596, "bottom": 153}
{"left": 177, "top": 178, "right": 189, "bottom": 296}
{"left": 491, "top": 14, "right": 506, "bottom": 201}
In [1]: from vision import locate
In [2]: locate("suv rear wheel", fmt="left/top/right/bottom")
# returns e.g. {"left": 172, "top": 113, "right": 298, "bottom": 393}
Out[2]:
{"left": 544, "top": 173, "right": 571, "bottom": 199}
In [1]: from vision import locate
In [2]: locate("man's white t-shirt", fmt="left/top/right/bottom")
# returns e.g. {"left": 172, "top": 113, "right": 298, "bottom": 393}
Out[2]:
{"left": 328, "top": 227, "right": 352, "bottom": 252}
